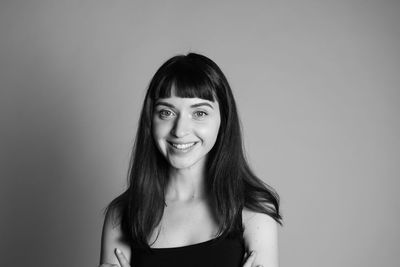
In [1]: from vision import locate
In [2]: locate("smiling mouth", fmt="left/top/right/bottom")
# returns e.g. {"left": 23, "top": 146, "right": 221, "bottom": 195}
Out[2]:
{"left": 168, "top": 142, "right": 197, "bottom": 151}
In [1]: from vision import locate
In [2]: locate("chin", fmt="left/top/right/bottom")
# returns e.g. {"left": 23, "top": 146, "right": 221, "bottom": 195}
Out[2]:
{"left": 167, "top": 157, "right": 205, "bottom": 171}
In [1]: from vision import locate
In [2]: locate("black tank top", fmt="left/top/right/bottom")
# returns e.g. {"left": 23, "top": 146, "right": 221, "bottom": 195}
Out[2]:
{"left": 131, "top": 230, "right": 245, "bottom": 267}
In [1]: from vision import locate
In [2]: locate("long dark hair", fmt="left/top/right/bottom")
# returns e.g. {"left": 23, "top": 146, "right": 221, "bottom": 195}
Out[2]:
{"left": 106, "top": 53, "right": 282, "bottom": 249}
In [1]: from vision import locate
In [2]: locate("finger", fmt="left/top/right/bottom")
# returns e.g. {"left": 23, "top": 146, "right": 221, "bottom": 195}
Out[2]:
{"left": 114, "top": 248, "right": 130, "bottom": 267}
{"left": 242, "top": 251, "right": 257, "bottom": 267}
{"left": 99, "top": 264, "right": 119, "bottom": 267}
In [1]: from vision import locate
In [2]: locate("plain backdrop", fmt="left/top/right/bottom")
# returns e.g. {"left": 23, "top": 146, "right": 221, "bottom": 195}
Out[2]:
{"left": 1, "top": 1, "right": 399, "bottom": 267}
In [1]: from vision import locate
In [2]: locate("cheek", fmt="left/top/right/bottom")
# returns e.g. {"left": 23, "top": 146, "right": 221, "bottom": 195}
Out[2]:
{"left": 152, "top": 120, "right": 169, "bottom": 143}
{"left": 199, "top": 121, "right": 220, "bottom": 145}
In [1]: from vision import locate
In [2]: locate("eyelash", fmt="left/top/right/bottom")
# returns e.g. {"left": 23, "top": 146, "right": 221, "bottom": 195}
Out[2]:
{"left": 159, "top": 110, "right": 175, "bottom": 118}
{"left": 157, "top": 110, "right": 208, "bottom": 119}
{"left": 193, "top": 111, "right": 208, "bottom": 118}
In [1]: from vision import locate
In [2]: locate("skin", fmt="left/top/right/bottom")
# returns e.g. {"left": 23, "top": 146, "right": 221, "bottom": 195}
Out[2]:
{"left": 152, "top": 92, "right": 221, "bottom": 175}
{"left": 100, "top": 93, "right": 278, "bottom": 267}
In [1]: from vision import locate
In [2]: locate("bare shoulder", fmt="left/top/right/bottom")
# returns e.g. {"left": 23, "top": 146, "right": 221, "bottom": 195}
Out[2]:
{"left": 242, "top": 208, "right": 278, "bottom": 231}
{"left": 100, "top": 207, "right": 131, "bottom": 265}
{"left": 242, "top": 208, "right": 279, "bottom": 267}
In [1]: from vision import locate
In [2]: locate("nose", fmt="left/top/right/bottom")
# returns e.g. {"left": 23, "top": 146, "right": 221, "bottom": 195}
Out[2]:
{"left": 171, "top": 114, "right": 191, "bottom": 138}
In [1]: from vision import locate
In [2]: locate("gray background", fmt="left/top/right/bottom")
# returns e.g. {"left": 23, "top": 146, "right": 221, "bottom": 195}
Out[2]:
{"left": 1, "top": 1, "right": 399, "bottom": 267}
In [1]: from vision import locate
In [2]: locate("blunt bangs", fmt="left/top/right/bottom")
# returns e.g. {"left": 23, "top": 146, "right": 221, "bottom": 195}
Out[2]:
{"left": 150, "top": 57, "right": 217, "bottom": 102}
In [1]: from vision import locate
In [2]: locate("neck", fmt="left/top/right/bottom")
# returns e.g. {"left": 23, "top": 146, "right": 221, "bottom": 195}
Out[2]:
{"left": 166, "top": 163, "right": 207, "bottom": 202}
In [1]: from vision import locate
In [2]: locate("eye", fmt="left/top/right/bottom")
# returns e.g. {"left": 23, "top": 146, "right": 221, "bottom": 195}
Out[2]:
{"left": 159, "top": 109, "right": 175, "bottom": 119}
{"left": 193, "top": 111, "right": 208, "bottom": 119}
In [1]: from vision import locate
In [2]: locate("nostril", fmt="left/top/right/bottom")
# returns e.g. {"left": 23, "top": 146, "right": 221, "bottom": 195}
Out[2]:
{"left": 171, "top": 129, "right": 190, "bottom": 138}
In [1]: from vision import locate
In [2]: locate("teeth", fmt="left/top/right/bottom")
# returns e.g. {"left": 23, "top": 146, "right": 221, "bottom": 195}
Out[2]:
{"left": 171, "top": 142, "right": 195, "bottom": 150}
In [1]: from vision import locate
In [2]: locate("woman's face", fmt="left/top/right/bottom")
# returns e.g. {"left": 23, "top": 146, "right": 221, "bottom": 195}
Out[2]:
{"left": 152, "top": 91, "right": 221, "bottom": 171}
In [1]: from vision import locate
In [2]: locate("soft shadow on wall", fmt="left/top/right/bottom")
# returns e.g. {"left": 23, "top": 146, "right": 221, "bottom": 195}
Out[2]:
{"left": 1, "top": 1, "right": 400, "bottom": 267}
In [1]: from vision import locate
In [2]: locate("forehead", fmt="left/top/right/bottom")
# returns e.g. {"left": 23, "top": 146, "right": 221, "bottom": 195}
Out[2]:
{"left": 155, "top": 95, "right": 219, "bottom": 109}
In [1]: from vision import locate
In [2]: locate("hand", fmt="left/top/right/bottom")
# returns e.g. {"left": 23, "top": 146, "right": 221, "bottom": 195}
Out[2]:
{"left": 99, "top": 248, "right": 131, "bottom": 267}
{"left": 242, "top": 251, "right": 263, "bottom": 267}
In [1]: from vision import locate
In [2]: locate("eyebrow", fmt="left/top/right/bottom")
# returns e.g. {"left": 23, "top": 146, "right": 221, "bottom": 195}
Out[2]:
{"left": 155, "top": 101, "right": 214, "bottom": 109}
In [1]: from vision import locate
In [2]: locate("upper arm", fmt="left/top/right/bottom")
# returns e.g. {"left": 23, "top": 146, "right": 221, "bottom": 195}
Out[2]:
{"left": 242, "top": 209, "right": 279, "bottom": 267}
{"left": 100, "top": 208, "right": 131, "bottom": 265}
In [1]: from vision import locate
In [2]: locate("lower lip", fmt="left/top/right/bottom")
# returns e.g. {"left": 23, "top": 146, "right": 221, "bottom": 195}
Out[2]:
{"left": 168, "top": 142, "right": 198, "bottom": 153}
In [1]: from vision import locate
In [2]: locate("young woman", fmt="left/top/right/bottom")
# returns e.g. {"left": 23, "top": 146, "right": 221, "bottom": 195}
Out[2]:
{"left": 99, "top": 53, "right": 282, "bottom": 267}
